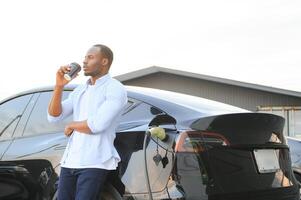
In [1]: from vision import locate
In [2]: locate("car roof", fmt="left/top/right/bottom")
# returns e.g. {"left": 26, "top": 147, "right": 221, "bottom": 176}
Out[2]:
{"left": 127, "top": 86, "right": 247, "bottom": 110}
{"left": 0, "top": 84, "right": 248, "bottom": 119}
{"left": 0, "top": 84, "right": 76, "bottom": 104}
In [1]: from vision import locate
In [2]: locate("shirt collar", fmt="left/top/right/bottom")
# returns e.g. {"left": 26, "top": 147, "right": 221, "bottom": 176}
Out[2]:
{"left": 86, "top": 73, "right": 111, "bottom": 86}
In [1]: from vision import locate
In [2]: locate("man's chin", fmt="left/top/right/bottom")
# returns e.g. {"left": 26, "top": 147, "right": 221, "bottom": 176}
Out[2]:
{"left": 84, "top": 72, "right": 90, "bottom": 76}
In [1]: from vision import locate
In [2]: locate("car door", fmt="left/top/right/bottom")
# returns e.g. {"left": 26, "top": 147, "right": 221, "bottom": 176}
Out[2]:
{"left": 0, "top": 94, "right": 33, "bottom": 160}
{"left": 116, "top": 99, "right": 175, "bottom": 196}
{"left": 2, "top": 91, "right": 72, "bottom": 174}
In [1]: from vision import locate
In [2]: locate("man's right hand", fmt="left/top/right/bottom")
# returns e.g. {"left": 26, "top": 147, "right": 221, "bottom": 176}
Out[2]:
{"left": 56, "top": 65, "right": 71, "bottom": 87}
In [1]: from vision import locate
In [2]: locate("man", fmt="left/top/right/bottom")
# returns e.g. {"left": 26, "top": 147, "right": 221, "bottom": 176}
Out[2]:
{"left": 47, "top": 44, "right": 127, "bottom": 200}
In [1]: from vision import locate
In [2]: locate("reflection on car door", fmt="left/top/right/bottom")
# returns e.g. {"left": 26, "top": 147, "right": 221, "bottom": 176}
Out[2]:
{"left": 0, "top": 94, "right": 33, "bottom": 160}
{"left": 2, "top": 91, "right": 72, "bottom": 173}
{"left": 116, "top": 100, "right": 174, "bottom": 195}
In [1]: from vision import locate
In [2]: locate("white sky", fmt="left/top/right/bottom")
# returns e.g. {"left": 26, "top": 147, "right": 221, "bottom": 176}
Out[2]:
{"left": 0, "top": 0, "right": 300, "bottom": 100}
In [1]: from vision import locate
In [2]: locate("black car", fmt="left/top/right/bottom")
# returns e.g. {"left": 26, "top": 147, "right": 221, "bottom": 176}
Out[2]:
{"left": 0, "top": 85, "right": 299, "bottom": 200}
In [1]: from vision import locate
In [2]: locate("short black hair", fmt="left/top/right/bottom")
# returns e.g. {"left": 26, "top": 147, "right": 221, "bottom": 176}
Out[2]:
{"left": 93, "top": 44, "right": 114, "bottom": 67}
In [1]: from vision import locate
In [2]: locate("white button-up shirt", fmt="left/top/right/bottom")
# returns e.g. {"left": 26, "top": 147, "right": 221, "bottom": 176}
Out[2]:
{"left": 47, "top": 74, "right": 128, "bottom": 169}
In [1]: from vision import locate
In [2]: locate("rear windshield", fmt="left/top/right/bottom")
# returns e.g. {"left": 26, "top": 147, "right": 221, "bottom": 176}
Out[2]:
{"left": 129, "top": 86, "right": 248, "bottom": 115}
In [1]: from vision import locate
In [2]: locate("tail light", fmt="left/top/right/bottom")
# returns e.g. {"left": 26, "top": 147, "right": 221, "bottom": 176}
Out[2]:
{"left": 175, "top": 131, "right": 230, "bottom": 153}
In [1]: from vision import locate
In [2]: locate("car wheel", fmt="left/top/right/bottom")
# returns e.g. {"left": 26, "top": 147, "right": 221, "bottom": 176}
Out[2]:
{"left": 52, "top": 190, "right": 58, "bottom": 200}
{"left": 100, "top": 184, "right": 122, "bottom": 200}
{"left": 294, "top": 172, "right": 301, "bottom": 184}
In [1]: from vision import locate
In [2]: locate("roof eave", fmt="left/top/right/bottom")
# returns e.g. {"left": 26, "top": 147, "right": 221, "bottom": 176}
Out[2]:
{"left": 114, "top": 66, "right": 301, "bottom": 98}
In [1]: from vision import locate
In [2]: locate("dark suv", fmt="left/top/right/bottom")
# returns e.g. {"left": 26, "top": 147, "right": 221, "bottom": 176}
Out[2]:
{"left": 0, "top": 85, "right": 299, "bottom": 200}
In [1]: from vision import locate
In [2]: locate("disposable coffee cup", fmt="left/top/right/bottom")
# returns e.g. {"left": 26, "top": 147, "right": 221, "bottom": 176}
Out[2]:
{"left": 64, "top": 62, "right": 81, "bottom": 81}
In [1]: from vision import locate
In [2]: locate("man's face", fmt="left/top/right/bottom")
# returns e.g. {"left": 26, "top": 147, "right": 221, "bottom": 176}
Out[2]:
{"left": 83, "top": 47, "right": 108, "bottom": 77}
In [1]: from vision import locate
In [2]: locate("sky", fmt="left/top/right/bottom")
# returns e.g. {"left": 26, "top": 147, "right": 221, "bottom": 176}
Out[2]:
{"left": 0, "top": 0, "right": 300, "bottom": 100}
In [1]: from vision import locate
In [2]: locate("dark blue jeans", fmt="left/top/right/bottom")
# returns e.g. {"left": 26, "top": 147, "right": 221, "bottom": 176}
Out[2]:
{"left": 58, "top": 167, "right": 109, "bottom": 200}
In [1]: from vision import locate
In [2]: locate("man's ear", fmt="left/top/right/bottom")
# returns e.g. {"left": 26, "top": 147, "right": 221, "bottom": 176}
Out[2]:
{"left": 102, "top": 58, "right": 109, "bottom": 66}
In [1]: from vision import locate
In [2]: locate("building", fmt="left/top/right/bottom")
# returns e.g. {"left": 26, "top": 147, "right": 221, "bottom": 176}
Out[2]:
{"left": 115, "top": 66, "right": 301, "bottom": 137}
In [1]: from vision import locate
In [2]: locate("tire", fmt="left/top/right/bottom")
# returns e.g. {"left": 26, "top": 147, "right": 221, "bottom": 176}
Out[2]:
{"left": 100, "top": 184, "right": 122, "bottom": 200}
{"left": 52, "top": 190, "right": 58, "bottom": 200}
{"left": 294, "top": 172, "right": 301, "bottom": 184}
{"left": 293, "top": 171, "right": 301, "bottom": 198}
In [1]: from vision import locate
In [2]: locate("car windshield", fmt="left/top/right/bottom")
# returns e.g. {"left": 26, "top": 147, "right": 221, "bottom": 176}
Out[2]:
{"left": 128, "top": 86, "right": 249, "bottom": 115}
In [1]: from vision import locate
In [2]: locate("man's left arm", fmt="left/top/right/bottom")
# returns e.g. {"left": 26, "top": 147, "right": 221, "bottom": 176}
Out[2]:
{"left": 64, "top": 84, "right": 127, "bottom": 136}
{"left": 64, "top": 120, "right": 91, "bottom": 136}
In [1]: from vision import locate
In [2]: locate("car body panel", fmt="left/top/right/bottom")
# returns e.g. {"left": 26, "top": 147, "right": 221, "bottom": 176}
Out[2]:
{"left": 0, "top": 140, "right": 13, "bottom": 160}
{"left": 2, "top": 133, "right": 67, "bottom": 174}
{"left": 0, "top": 85, "right": 299, "bottom": 200}
{"left": 0, "top": 159, "right": 57, "bottom": 200}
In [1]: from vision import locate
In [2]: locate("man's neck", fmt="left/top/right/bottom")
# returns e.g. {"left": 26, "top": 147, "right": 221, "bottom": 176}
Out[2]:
{"left": 90, "top": 73, "right": 108, "bottom": 85}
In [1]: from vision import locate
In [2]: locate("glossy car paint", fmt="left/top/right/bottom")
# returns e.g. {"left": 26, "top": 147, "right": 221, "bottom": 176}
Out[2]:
{"left": 0, "top": 85, "right": 299, "bottom": 200}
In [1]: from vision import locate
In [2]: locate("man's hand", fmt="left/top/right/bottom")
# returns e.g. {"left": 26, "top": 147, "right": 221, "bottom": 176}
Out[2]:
{"left": 64, "top": 121, "right": 92, "bottom": 136}
{"left": 56, "top": 66, "right": 71, "bottom": 87}
{"left": 48, "top": 66, "right": 71, "bottom": 117}
{"left": 64, "top": 125, "right": 74, "bottom": 137}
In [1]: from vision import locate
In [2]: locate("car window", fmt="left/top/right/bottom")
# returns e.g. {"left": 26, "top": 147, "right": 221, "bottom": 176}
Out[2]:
{"left": 124, "top": 100, "right": 134, "bottom": 113}
{"left": 118, "top": 99, "right": 163, "bottom": 131}
{"left": 0, "top": 94, "right": 32, "bottom": 140}
{"left": 23, "top": 91, "right": 72, "bottom": 136}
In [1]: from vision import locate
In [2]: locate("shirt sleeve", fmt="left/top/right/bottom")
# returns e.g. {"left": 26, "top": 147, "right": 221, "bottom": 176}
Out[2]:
{"left": 47, "top": 89, "right": 74, "bottom": 123}
{"left": 87, "top": 83, "right": 128, "bottom": 134}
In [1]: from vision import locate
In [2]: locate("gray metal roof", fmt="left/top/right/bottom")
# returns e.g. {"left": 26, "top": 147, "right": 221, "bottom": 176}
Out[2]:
{"left": 115, "top": 66, "right": 301, "bottom": 98}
